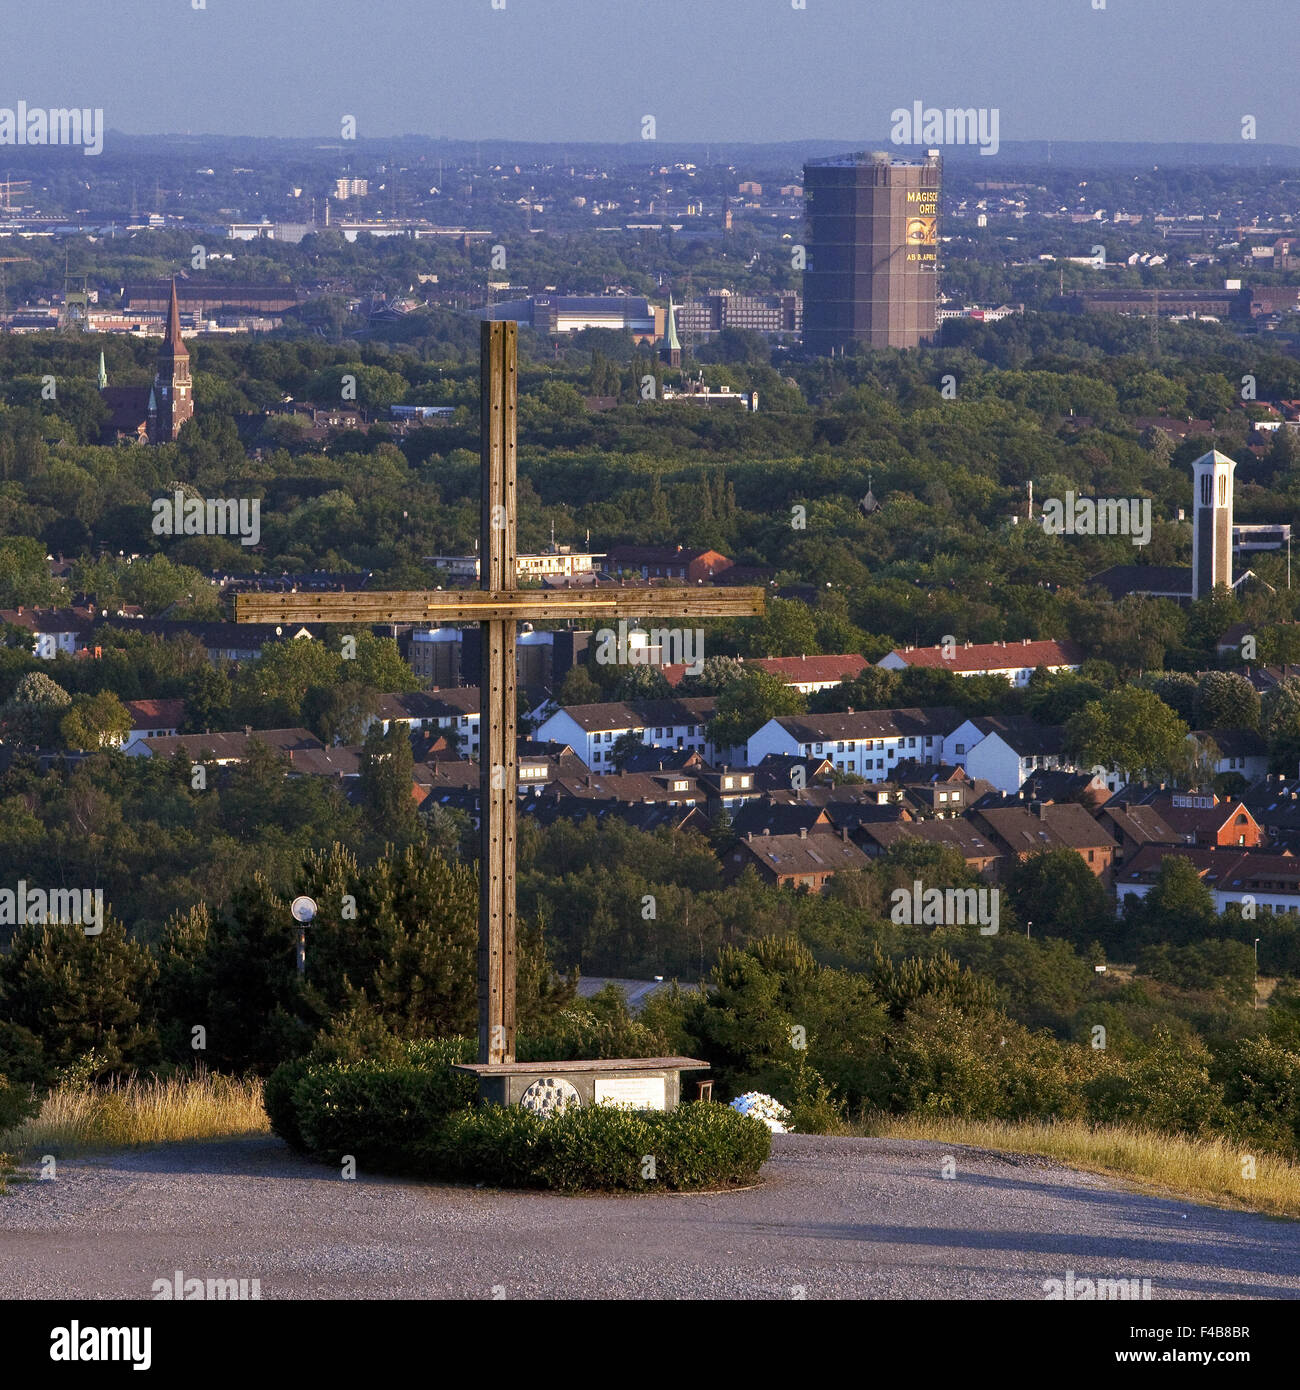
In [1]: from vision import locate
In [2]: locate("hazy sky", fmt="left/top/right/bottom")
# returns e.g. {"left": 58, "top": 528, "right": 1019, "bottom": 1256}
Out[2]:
{"left": 7, "top": 0, "right": 1296, "bottom": 146}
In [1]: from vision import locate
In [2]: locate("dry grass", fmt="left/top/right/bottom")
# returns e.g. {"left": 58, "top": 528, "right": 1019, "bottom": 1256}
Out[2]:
{"left": 1, "top": 1072, "right": 269, "bottom": 1160}
{"left": 858, "top": 1112, "right": 1300, "bottom": 1220}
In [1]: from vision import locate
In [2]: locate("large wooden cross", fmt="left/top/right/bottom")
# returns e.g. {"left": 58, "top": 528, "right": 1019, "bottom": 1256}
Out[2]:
{"left": 234, "top": 321, "right": 765, "bottom": 1065}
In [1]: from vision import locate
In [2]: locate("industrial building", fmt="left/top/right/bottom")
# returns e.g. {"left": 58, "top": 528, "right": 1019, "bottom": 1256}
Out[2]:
{"left": 802, "top": 150, "right": 941, "bottom": 353}
{"left": 480, "top": 295, "right": 657, "bottom": 340}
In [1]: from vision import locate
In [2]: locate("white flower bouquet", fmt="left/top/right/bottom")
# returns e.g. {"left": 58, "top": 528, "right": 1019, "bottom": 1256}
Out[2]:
{"left": 729, "top": 1091, "right": 794, "bottom": 1134}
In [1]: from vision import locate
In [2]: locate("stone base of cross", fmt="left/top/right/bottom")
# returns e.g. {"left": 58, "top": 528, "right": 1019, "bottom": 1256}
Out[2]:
{"left": 235, "top": 322, "right": 765, "bottom": 1077}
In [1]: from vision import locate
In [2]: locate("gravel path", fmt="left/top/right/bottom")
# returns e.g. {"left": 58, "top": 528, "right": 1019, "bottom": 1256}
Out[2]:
{"left": 1, "top": 1134, "right": 1296, "bottom": 1299}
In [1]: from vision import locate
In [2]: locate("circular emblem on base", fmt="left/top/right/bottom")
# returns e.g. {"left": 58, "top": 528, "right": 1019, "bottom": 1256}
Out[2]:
{"left": 519, "top": 1077, "right": 580, "bottom": 1118}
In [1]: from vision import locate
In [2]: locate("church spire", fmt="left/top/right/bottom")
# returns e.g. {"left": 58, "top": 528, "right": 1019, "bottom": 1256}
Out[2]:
{"left": 660, "top": 296, "right": 682, "bottom": 368}
{"left": 152, "top": 276, "right": 194, "bottom": 442}
{"left": 97, "top": 351, "right": 107, "bottom": 390}
{"left": 161, "top": 277, "right": 188, "bottom": 359}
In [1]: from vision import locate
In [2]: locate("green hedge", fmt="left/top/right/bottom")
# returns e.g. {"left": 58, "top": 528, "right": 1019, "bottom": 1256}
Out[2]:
{"left": 265, "top": 1038, "right": 770, "bottom": 1191}
{"left": 264, "top": 1036, "right": 476, "bottom": 1159}
{"left": 262, "top": 1058, "right": 312, "bottom": 1152}
{"left": 422, "top": 1099, "right": 769, "bottom": 1192}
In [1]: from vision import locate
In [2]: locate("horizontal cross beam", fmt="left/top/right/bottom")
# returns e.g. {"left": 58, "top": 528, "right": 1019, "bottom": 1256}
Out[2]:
{"left": 232, "top": 586, "right": 766, "bottom": 626}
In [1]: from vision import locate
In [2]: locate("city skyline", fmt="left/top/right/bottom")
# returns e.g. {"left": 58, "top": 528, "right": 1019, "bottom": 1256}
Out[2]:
{"left": 6, "top": 0, "right": 1299, "bottom": 147}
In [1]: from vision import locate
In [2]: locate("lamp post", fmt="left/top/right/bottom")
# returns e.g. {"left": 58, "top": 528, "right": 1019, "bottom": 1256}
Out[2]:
{"left": 1026, "top": 919, "right": 1032, "bottom": 941}
{"left": 291, "top": 896, "right": 317, "bottom": 976}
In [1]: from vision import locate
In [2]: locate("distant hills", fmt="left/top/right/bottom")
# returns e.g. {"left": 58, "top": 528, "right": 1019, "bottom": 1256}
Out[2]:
{"left": 41, "top": 133, "right": 1300, "bottom": 171}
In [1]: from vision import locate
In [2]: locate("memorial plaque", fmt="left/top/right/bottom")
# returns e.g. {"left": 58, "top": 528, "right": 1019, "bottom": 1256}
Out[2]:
{"left": 594, "top": 1076, "right": 667, "bottom": 1110}
{"left": 519, "top": 1076, "right": 581, "bottom": 1118}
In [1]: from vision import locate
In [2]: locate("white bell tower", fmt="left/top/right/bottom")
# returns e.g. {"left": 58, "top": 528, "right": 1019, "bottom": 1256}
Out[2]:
{"left": 1191, "top": 449, "right": 1235, "bottom": 600}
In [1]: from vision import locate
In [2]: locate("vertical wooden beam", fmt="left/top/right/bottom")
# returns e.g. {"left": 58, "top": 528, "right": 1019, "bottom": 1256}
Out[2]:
{"left": 478, "top": 322, "right": 517, "bottom": 1065}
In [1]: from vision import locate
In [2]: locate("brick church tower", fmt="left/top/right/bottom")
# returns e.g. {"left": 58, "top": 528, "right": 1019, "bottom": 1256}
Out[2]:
{"left": 151, "top": 278, "right": 193, "bottom": 443}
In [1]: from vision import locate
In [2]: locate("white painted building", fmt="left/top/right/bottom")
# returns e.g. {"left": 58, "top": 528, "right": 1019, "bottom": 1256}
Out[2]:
{"left": 746, "top": 707, "right": 962, "bottom": 780}
{"left": 879, "top": 638, "right": 1082, "bottom": 687}
{"left": 944, "top": 716, "right": 1069, "bottom": 793}
{"left": 118, "top": 699, "right": 185, "bottom": 752}
{"left": 0, "top": 606, "right": 93, "bottom": 659}
{"left": 534, "top": 697, "right": 719, "bottom": 770}
{"left": 1115, "top": 847, "right": 1300, "bottom": 917}
{"left": 365, "top": 690, "right": 481, "bottom": 757}
{"left": 1190, "top": 729, "right": 1268, "bottom": 784}
{"left": 425, "top": 546, "right": 604, "bottom": 582}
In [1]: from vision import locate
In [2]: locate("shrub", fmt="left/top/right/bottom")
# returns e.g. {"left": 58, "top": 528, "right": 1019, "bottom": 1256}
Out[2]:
{"left": 865, "top": 1000, "right": 1088, "bottom": 1123}
{"left": 424, "top": 1100, "right": 769, "bottom": 1192}
{"left": 272, "top": 1031, "right": 769, "bottom": 1191}
{"left": 293, "top": 1062, "right": 477, "bottom": 1169}
{"left": 423, "top": 1102, "right": 548, "bottom": 1185}
{"left": 263, "top": 1058, "right": 312, "bottom": 1152}
{"left": 264, "top": 1034, "right": 476, "bottom": 1153}
{"left": 1083, "top": 1031, "right": 1225, "bottom": 1136}
{"left": 0, "top": 1073, "right": 39, "bottom": 1135}
{"left": 517, "top": 997, "right": 668, "bottom": 1064}
{"left": 647, "top": 1101, "right": 771, "bottom": 1189}
{"left": 1212, "top": 1035, "right": 1300, "bottom": 1156}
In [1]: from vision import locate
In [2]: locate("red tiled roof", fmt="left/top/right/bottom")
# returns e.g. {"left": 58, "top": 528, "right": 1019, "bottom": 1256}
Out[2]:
{"left": 124, "top": 698, "right": 185, "bottom": 728}
{"left": 884, "top": 639, "right": 1082, "bottom": 674}
{"left": 661, "top": 653, "right": 868, "bottom": 688}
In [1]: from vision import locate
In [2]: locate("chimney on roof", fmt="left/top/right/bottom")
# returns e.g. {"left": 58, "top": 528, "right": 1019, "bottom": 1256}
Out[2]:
{"left": 841, "top": 826, "right": 849, "bottom": 842}
{"left": 244, "top": 725, "right": 252, "bottom": 738}
{"left": 1031, "top": 801, "right": 1045, "bottom": 818}
{"left": 799, "top": 827, "right": 807, "bottom": 839}
{"left": 763, "top": 827, "right": 770, "bottom": 836}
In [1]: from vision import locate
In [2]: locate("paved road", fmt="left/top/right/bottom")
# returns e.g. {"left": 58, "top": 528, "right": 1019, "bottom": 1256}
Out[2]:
{"left": 2, "top": 1134, "right": 1296, "bottom": 1299}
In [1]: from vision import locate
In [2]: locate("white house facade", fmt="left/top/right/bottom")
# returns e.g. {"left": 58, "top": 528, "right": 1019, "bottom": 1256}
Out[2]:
{"left": 746, "top": 707, "right": 962, "bottom": 781}
{"left": 879, "top": 638, "right": 1083, "bottom": 687}
{"left": 534, "top": 697, "right": 719, "bottom": 770}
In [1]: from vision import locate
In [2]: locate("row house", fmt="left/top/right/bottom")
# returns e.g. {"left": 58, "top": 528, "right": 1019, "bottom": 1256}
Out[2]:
{"left": 128, "top": 727, "right": 323, "bottom": 765}
{"left": 878, "top": 638, "right": 1083, "bottom": 687}
{"left": 604, "top": 545, "right": 733, "bottom": 583}
{"left": 855, "top": 817, "right": 1003, "bottom": 878}
{"left": 534, "top": 696, "right": 719, "bottom": 769}
{"left": 971, "top": 801, "right": 1118, "bottom": 880}
{"left": 118, "top": 698, "right": 185, "bottom": 751}
{"left": 1101, "top": 788, "right": 1263, "bottom": 849}
{"left": 944, "top": 716, "right": 1069, "bottom": 793}
{"left": 1241, "top": 774, "right": 1300, "bottom": 851}
{"left": 724, "top": 826, "right": 872, "bottom": 892}
{"left": 1115, "top": 846, "right": 1300, "bottom": 917}
{"left": 367, "top": 688, "right": 482, "bottom": 758}
{"left": 546, "top": 769, "right": 705, "bottom": 810}
{"left": 0, "top": 605, "right": 95, "bottom": 658}
{"left": 519, "top": 797, "right": 710, "bottom": 835}
{"left": 746, "top": 707, "right": 962, "bottom": 781}
{"left": 661, "top": 653, "right": 868, "bottom": 694}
